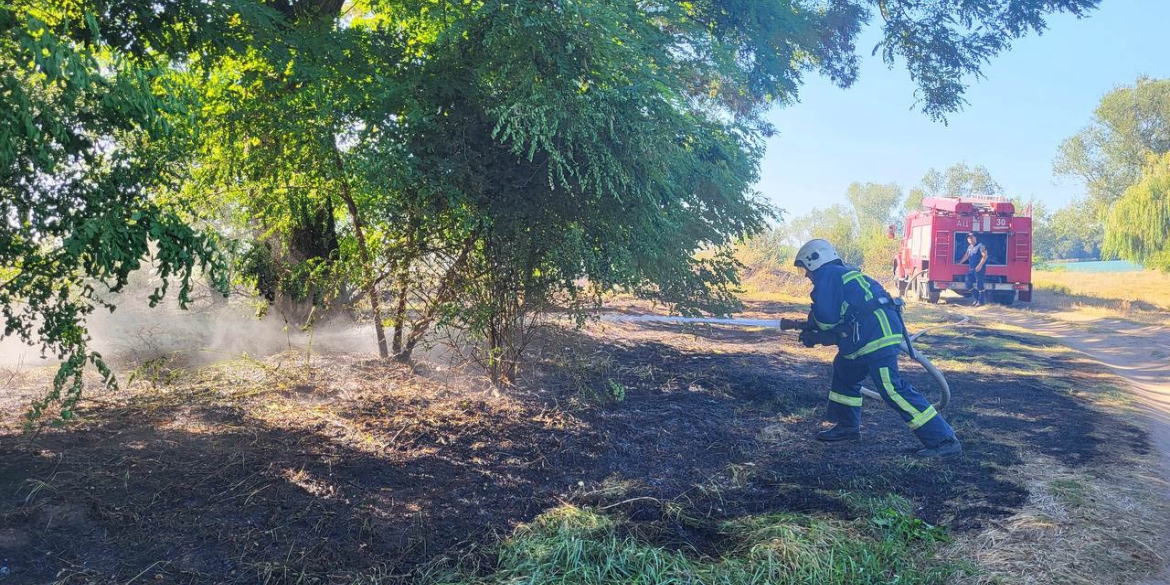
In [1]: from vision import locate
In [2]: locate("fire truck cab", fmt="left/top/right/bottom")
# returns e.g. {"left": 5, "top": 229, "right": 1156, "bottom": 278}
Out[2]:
{"left": 894, "top": 196, "right": 1033, "bottom": 305}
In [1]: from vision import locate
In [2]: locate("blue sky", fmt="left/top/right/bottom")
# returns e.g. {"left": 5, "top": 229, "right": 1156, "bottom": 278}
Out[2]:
{"left": 758, "top": 0, "right": 1170, "bottom": 220}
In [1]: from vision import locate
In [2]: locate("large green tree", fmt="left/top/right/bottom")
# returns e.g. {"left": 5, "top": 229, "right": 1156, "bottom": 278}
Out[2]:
{"left": 905, "top": 163, "right": 1002, "bottom": 213}
{"left": 846, "top": 182, "right": 903, "bottom": 272}
{"left": 1039, "top": 200, "right": 1101, "bottom": 261}
{"left": 1055, "top": 77, "right": 1170, "bottom": 218}
{"left": 180, "top": 0, "right": 418, "bottom": 358}
{"left": 3, "top": 0, "right": 1104, "bottom": 398}
{"left": 786, "top": 205, "right": 866, "bottom": 267}
{"left": 1, "top": 2, "right": 232, "bottom": 419}
{"left": 847, "top": 182, "right": 904, "bottom": 229}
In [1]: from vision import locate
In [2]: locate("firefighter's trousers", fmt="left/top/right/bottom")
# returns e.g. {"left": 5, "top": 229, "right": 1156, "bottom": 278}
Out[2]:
{"left": 826, "top": 352, "right": 956, "bottom": 448}
{"left": 965, "top": 268, "right": 986, "bottom": 301}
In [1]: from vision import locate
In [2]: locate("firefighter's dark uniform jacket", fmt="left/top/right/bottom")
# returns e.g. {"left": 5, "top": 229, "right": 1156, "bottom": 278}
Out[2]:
{"left": 808, "top": 264, "right": 904, "bottom": 361}
{"left": 807, "top": 263, "right": 957, "bottom": 448}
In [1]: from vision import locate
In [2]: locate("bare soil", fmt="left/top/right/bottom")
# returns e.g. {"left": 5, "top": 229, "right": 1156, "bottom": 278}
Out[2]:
{"left": 0, "top": 299, "right": 1151, "bottom": 583}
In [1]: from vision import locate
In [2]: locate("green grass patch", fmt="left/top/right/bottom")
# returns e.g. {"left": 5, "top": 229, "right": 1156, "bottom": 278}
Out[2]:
{"left": 1047, "top": 479, "right": 1089, "bottom": 507}
{"left": 429, "top": 501, "right": 959, "bottom": 585}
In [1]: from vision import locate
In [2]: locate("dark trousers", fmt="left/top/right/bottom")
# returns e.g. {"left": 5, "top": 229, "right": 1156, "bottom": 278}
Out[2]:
{"left": 965, "top": 268, "right": 985, "bottom": 301}
{"left": 826, "top": 352, "right": 957, "bottom": 448}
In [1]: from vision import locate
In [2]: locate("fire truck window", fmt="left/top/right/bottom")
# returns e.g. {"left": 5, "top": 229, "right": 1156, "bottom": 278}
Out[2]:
{"left": 953, "top": 233, "right": 1007, "bottom": 266}
{"left": 912, "top": 226, "right": 928, "bottom": 256}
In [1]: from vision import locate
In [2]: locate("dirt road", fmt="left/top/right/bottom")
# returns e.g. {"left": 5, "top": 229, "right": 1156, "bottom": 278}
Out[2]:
{"left": 991, "top": 308, "right": 1170, "bottom": 444}
{"left": 985, "top": 306, "right": 1170, "bottom": 584}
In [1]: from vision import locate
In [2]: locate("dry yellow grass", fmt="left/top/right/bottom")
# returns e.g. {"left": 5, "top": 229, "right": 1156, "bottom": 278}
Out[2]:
{"left": 1029, "top": 269, "right": 1170, "bottom": 325}
{"left": 931, "top": 323, "right": 1170, "bottom": 584}
{"left": 944, "top": 452, "right": 1169, "bottom": 585}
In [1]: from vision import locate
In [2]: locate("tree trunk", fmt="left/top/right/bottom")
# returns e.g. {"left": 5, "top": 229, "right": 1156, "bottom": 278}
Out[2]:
{"left": 331, "top": 145, "right": 389, "bottom": 359}
{"left": 391, "top": 261, "right": 410, "bottom": 358}
{"left": 401, "top": 229, "right": 478, "bottom": 360}
{"left": 391, "top": 212, "right": 420, "bottom": 357}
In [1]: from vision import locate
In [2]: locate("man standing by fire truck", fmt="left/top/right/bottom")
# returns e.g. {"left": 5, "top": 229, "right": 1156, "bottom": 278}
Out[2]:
{"left": 958, "top": 233, "right": 988, "bottom": 306}
{"left": 793, "top": 239, "right": 962, "bottom": 458}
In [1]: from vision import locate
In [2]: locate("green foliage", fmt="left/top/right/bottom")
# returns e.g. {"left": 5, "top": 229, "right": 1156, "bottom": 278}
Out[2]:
{"left": 361, "top": 0, "right": 1097, "bottom": 378}
{"left": 2, "top": 0, "right": 1105, "bottom": 404}
{"left": 1103, "top": 153, "right": 1170, "bottom": 271}
{"left": 1, "top": 2, "right": 226, "bottom": 421}
{"left": 1056, "top": 77, "right": 1170, "bottom": 218}
{"left": 848, "top": 182, "right": 904, "bottom": 230}
{"left": 790, "top": 205, "right": 868, "bottom": 267}
{"left": 1050, "top": 77, "right": 1170, "bottom": 260}
{"left": 905, "top": 163, "right": 1002, "bottom": 215}
{"left": 179, "top": 0, "right": 398, "bottom": 320}
{"left": 429, "top": 503, "right": 957, "bottom": 585}
{"left": 745, "top": 184, "right": 901, "bottom": 273}
{"left": 740, "top": 165, "right": 1007, "bottom": 276}
{"left": 848, "top": 182, "right": 903, "bottom": 272}
{"left": 239, "top": 240, "right": 340, "bottom": 310}
{"left": 606, "top": 379, "right": 627, "bottom": 402}
{"left": 1034, "top": 199, "right": 1102, "bottom": 261}
{"left": 735, "top": 226, "right": 797, "bottom": 273}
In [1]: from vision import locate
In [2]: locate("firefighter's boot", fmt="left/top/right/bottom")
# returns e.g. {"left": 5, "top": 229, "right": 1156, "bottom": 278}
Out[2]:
{"left": 915, "top": 437, "right": 962, "bottom": 458}
{"left": 816, "top": 425, "right": 861, "bottom": 442}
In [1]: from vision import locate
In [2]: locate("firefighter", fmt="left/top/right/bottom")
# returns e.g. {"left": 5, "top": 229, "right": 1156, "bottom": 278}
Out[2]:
{"left": 793, "top": 239, "right": 962, "bottom": 457}
{"left": 958, "top": 233, "right": 988, "bottom": 306}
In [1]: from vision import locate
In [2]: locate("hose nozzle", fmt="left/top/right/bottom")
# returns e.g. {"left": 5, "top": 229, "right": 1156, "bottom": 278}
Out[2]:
{"left": 779, "top": 318, "right": 808, "bottom": 331}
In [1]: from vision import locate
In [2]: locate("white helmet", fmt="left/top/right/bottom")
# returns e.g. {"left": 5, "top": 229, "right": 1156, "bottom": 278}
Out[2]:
{"left": 794, "top": 239, "right": 840, "bottom": 272}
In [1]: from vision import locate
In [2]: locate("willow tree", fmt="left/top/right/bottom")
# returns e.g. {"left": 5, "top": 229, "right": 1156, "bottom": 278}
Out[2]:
{"left": 1103, "top": 154, "right": 1170, "bottom": 271}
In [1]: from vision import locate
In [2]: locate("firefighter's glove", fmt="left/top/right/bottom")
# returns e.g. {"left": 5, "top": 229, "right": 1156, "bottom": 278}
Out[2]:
{"left": 799, "top": 329, "right": 837, "bottom": 348}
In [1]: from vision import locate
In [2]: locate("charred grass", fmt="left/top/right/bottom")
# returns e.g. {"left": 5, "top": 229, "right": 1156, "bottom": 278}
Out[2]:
{"left": 0, "top": 298, "right": 1163, "bottom": 584}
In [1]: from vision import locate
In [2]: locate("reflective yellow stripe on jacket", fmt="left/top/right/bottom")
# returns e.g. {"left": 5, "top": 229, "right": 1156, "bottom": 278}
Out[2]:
{"left": 842, "top": 271, "right": 874, "bottom": 300}
{"left": 842, "top": 334, "right": 903, "bottom": 360}
{"left": 839, "top": 270, "right": 900, "bottom": 360}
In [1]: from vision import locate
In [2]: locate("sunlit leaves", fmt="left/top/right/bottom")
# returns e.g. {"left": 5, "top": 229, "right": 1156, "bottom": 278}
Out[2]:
{"left": 1, "top": 2, "right": 226, "bottom": 421}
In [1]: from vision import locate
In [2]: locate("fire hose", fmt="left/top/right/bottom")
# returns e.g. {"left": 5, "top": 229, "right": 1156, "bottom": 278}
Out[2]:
{"left": 777, "top": 315, "right": 965, "bottom": 410}
{"left": 605, "top": 313, "right": 968, "bottom": 411}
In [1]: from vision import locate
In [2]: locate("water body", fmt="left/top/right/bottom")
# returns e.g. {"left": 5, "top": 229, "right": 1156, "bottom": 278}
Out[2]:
{"left": 1046, "top": 260, "right": 1144, "bottom": 273}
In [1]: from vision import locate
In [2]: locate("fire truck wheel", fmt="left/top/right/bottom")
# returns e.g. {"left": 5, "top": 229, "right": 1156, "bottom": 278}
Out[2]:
{"left": 893, "top": 263, "right": 907, "bottom": 297}
{"left": 916, "top": 282, "right": 940, "bottom": 304}
{"left": 913, "top": 274, "right": 940, "bottom": 303}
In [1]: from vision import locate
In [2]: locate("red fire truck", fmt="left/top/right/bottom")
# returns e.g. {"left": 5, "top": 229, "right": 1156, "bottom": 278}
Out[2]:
{"left": 893, "top": 196, "right": 1033, "bottom": 305}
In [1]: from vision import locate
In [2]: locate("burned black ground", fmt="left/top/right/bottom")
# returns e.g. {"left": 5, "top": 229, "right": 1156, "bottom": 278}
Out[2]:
{"left": 0, "top": 300, "right": 1148, "bottom": 583}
